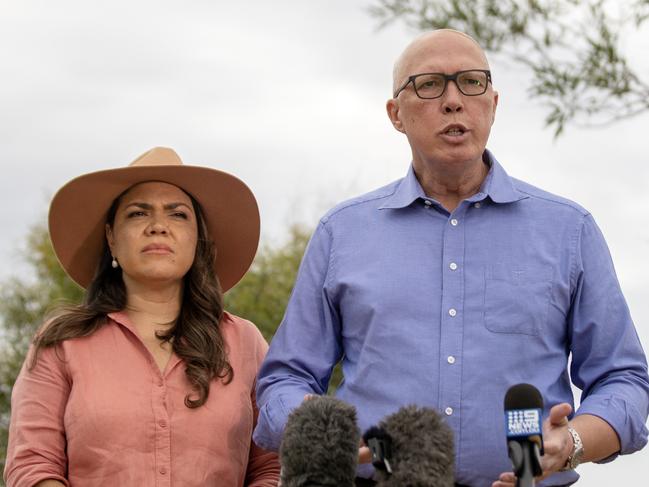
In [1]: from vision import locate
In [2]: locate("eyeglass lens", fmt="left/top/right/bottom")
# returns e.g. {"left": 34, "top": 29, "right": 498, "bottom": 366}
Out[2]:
{"left": 414, "top": 71, "right": 488, "bottom": 99}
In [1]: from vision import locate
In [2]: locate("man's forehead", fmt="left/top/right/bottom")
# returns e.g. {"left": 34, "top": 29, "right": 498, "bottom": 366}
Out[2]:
{"left": 398, "top": 30, "right": 489, "bottom": 72}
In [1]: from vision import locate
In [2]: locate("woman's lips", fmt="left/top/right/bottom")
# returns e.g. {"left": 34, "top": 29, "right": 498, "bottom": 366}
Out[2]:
{"left": 142, "top": 244, "right": 173, "bottom": 254}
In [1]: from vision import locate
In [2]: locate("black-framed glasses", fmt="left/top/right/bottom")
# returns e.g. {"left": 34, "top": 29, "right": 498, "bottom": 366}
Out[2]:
{"left": 393, "top": 69, "right": 492, "bottom": 99}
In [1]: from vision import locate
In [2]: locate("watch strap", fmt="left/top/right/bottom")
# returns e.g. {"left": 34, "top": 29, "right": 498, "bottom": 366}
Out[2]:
{"left": 560, "top": 426, "right": 584, "bottom": 471}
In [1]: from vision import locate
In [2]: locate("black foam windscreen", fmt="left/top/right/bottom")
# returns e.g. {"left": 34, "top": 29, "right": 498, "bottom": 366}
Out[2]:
{"left": 504, "top": 383, "right": 544, "bottom": 410}
{"left": 364, "top": 405, "right": 455, "bottom": 487}
{"left": 279, "top": 396, "right": 360, "bottom": 487}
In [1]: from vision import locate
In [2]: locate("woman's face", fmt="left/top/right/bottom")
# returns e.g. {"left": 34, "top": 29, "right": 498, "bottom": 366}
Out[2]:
{"left": 105, "top": 181, "right": 198, "bottom": 289}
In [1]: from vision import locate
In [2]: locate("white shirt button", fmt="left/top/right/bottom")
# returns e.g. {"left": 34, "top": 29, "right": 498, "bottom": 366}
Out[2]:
{"left": 450, "top": 218, "right": 458, "bottom": 226}
{"left": 449, "top": 262, "right": 458, "bottom": 271}
{"left": 445, "top": 407, "right": 453, "bottom": 416}
{"left": 448, "top": 308, "right": 457, "bottom": 317}
{"left": 447, "top": 356, "right": 456, "bottom": 364}
{"left": 474, "top": 202, "right": 482, "bottom": 208}
{"left": 424, "top": 199, "right": 432, "bottom": 207}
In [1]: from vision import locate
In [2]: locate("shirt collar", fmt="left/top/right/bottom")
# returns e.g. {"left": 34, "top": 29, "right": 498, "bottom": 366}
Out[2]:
{"left": 480, "top": 150, "right": 528, "bottom": 204}
{"left": 107, "top": 311, "right": 183, "bottom": 372}
{"left": 379, "top": 150, "right": 527, "bottom": 210}
{"left": 379, "top": 164, "right": 426, "bottom": 209}
{"left": 108, "top": 311, "right": 137, "bottom": 333}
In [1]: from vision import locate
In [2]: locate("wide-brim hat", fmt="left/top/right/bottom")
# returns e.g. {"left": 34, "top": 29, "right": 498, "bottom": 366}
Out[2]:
{"left": 48, "top": 147, "right": 260, "bottom": 292}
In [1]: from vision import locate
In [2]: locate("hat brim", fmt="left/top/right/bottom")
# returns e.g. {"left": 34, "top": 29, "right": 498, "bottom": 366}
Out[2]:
{"left": 48, "top": 164, "right": 260, "bottom": 292}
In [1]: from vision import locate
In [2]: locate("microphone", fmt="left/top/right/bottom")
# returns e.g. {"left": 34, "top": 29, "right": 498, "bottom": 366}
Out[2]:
{"left": 363, "top": 405, "right": 455, "bottom": 487}
{"left": 504, "top": 383, "right": 545, "bottom": 487}
{"left": 279, "top": 395, "right": 360, "bottom": 487}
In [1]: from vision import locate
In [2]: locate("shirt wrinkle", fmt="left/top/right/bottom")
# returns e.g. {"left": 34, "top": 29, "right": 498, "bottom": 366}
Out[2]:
{"left": 321, "top": 221, "right": 336, "bottom": 290}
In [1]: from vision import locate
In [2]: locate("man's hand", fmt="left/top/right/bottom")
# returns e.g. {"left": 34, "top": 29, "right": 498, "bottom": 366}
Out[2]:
{"left": 538, "top": 402, "right": 574, "bottom": 476}
{"left": 358, "top": 443, "right": 372, "bottom": 464}
{"left": 492, "top": 471, "right": 517, "bottom": 486}
{"left": 492, "top": 403, "right": 574, "bottom": 486}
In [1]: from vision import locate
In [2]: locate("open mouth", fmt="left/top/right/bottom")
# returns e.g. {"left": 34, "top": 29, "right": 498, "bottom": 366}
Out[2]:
{"left": 442, "top": 124, "right": 467, "bottom": 136}
{"left": 446, "top": 128, "right": 465, "bottom": 136}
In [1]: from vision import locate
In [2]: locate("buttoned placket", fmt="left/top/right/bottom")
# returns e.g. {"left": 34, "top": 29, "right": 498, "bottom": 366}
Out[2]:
{"left": 115, "top": 319, "right": 175, "bottom": 487}
{"left": 152, "top": 362, "right": 172, "bottom": 487}
{"left": 438, "top": 203, "right": 468, "bottom": 431}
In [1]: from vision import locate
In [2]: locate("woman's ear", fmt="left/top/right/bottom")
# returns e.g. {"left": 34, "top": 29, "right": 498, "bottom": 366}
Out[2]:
{"left": 105, "top": 224, "right": 115, "bottom": 254}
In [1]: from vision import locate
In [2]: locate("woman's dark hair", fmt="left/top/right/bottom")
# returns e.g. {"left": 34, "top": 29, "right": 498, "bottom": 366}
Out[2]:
{"left": 31, "top": 184, "right": 233, "bottom": 407}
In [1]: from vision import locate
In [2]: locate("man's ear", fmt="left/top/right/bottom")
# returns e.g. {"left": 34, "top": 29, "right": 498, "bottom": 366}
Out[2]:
{"left": 386, "top": 99, "right": 405, "bottom": 133}
{"left": 491, "top": 90, "right": 499, "bottom": 125}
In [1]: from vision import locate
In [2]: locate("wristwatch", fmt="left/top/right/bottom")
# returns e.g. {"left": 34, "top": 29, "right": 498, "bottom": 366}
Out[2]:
{"left": 560, "top": 426, "right": 585, "bottom": 471}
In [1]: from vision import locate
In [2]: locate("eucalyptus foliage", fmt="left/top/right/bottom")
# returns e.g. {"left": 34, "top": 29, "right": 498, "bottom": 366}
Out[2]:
{"left": 0, "top": 225, "right": 84, "bottom": 481}
{"left": 370, "top": 0, "right": 649, "bottom": 136}
{"left": 224, "top": 225, "right": 311, "bottom": 341}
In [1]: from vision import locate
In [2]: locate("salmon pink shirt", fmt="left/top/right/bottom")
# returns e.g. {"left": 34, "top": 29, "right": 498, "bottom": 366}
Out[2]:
{"left": 4, "top": 311, "right": 279, "bottom": 487}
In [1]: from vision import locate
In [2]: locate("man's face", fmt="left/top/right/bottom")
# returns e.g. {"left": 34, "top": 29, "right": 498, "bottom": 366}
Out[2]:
{"left": 387, "top": 32, "right": 498, "bottom": 170}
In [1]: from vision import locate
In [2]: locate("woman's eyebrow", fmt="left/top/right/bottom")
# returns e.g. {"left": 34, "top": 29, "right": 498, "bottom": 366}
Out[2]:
{"left": 122, "top": 202, "right": 193, "bottom": 211}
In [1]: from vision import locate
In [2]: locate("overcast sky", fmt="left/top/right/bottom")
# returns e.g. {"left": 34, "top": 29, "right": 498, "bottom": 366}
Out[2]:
{"left": 1, "top": 1, "right": 648, "bottom": 483}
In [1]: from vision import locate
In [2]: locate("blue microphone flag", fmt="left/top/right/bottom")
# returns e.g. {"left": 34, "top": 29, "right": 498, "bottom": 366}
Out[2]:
{"left": 505, "top": 408, "right": 542, "bottom": 438}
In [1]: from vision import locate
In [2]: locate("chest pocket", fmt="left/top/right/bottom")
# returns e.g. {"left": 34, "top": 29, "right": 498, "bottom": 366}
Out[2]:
{"left": 483, "top": 264, "right": 552, "bottom": 336}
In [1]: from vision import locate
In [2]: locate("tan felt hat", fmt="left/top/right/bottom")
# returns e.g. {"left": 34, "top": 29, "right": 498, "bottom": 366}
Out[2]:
{"left": 48, "top": 147, "right": 260, "bottom": 292}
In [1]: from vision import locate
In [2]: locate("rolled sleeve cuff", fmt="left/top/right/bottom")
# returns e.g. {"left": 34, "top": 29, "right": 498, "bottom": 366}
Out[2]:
{"left": 577, "top": 394, "right": 649, "bottom": 460}
{"left": 5, "top": 471, "right": 69, "bottom": 487}
{"left": 253, "top": 394, "right": 302, "bottom": 452}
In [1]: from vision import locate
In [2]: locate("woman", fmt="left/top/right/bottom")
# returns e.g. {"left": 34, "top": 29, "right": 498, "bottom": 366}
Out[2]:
{"left": 4, "top": 147, "right": 280, "bottom": 486}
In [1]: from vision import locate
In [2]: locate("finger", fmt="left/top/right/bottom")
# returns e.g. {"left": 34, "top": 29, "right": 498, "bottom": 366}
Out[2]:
{"left": 491, "top": 471, "right": 517, "bottom": 487}
{"left": 492, "top": 480, "right": 517, "bottom": 487}
{"left": 548, "top": 402, "right": 572, "bottom": 426}
{"left": 303, "top": 394, "right": 316, "bottom": 401}
{"left": 499, "top": 472, "right": 517, "bottom": 483}
{"left": 358, "top": 446, "right": 372, "bottom": 464}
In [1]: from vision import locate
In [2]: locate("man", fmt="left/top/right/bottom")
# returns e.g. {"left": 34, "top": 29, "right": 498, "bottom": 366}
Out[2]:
{"left": 253, "top": 30, "right": 649, "bottom": 486}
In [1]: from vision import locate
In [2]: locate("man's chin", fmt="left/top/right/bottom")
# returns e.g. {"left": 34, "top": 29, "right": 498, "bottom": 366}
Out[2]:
{"left": 418, "top": 149, "right": 485, "bottom": 169}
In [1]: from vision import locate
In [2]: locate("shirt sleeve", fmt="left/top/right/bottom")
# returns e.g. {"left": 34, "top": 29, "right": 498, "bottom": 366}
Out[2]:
{"left": 568, "top": 213, "right": 649, "bottom": 456}
{"left": 253, "top": 221, "right": 342, "bottom": 451}
{"left": 245, "top": 386, "right": 281, "bottom": 487}
{"left": 4, "top": 345, "right": 71, "bottom": 487}
{"left": 245, "top": 328, "right": 281, "bottom": 486}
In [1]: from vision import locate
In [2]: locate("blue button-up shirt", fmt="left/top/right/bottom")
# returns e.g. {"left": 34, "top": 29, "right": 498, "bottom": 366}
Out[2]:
{"left": 254, "top": 151, "right": 649, "bottom": 486}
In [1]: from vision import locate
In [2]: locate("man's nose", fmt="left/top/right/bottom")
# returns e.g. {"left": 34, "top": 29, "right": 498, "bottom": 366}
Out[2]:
{"left": 441, "top": 80, "right": 464, "bottom": 113}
